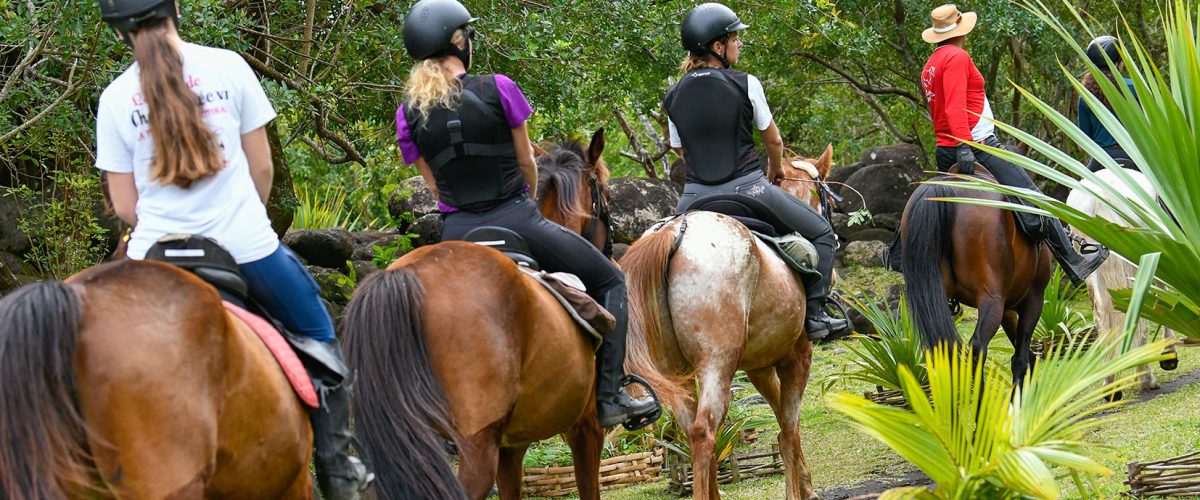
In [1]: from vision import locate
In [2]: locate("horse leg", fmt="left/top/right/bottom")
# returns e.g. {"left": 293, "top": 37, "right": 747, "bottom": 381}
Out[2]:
{"left": 458, "top": 427, "right": 502, "bottom": 500}
{"left": 745, "top": 368, "right": 781, "bottom": 415}
{"left": 1161, "top": 328, "right": 1179, "bottom": 371}
{"left": 1009, "top": 292, "right": 1043, "bottom": 388}
{"left": 1135, "top": 317, "right": 1161, "bottom": 391}
{"left": 970, "top": 297, "right": 1005, "bottom": 379}
{"left": 690, "top": 360, "right": 739, "bottom": 500}
{"left": 280, "top": 468, "right": 314, "bottom": 499}
{"left": 774, "top": 340, "right": 818, "bottom": 500}
{"left": 496, "top": 444, "right": 530, "bottom": 500}
{"left": 563, "top": 413, "right": 604, "bottom": 500}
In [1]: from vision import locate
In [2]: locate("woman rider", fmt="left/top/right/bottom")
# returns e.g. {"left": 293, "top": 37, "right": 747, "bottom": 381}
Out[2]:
{"left": 395, "top": 0, "right": 659, "bottom": 428}
{"left": 920, "top": 3, "right": 1108, "bottom": 284}
{"left": 665, "top": 3, "right": 851, "bottom": 340}
{"left": 1079, "top": 35, "right": 1138, "bottom": 172}
{"left": 94, "top": 1, "right": 372, "bottom": 497}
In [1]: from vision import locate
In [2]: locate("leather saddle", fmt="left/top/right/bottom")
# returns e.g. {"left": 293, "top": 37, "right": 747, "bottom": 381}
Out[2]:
{"left": 684, "top": 193, "right": 822, "bottom": 288}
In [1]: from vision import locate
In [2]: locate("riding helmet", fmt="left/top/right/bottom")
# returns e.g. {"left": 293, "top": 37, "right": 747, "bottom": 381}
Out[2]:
{"left": 1086, "top": 35, "right": 1121, "bottom": 67}
{"left": 99, "top": 0, "right": 178, "bottom": 37}
{"left": 403, "top": 0, "right": 477, "bottom": 61}
{"left": 680, "top": 3, "right": 749, "bottom": 54}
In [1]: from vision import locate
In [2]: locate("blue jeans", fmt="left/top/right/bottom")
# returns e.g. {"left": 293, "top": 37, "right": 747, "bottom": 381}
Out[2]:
{"left": 239, "top": 245, "right": 336, "bottom": 343}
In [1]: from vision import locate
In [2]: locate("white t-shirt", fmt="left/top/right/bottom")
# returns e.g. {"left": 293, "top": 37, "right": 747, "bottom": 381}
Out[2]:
{"left": 669, "top": 74, "right": 773, "bottom": 147}
{"left": 96, "top": 42, "right": 279, "bottom": 263}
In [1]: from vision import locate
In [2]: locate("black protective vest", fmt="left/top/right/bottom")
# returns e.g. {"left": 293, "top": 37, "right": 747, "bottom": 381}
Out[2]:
{"left": 664, "top": 68, "right": 762, "bottom": 185}
{"left": 404, "top": 74, "right": 523, "bottom": 212}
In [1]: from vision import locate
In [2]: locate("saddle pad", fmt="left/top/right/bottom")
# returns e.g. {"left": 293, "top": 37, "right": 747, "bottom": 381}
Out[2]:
{"left": 223, "top": 301, "right": 320, "bottom": 409}
{"left": 518, "top": 268, "right": 610, "bottom": 350}
{"left": 749, "top": 231, "right": 823, "bottom": 291}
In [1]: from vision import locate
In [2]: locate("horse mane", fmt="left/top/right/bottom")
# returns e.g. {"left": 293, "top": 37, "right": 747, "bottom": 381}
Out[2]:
{"left": 536, "top": 140, "right": 592, "bottom": 219}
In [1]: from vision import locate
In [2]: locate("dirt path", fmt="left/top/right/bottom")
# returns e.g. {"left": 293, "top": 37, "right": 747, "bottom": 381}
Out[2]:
{"left": 815, "top": 360, "right": 1200, "bottom": 499}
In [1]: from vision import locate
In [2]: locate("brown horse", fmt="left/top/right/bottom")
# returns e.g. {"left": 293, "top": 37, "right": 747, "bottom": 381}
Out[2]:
{"left": 537, "top": 129, "right": 612, "bottom": 256}
{"left": 900, "top": 169, "right": 1053, "bottom": 385}
{"left": 342, "top": 137, "right": 616, "bottom": 500}
{"left": 619, "top": 148, "right": 835, "bottom": 500}
{"left": 0, "top": 260, "right": 316, "bottom": 499}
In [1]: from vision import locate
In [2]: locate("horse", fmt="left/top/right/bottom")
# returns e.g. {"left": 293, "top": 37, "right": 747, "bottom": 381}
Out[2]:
{"left": 900, "top": 168, "right": 1053, "bottom": 386}
{"left": 1065, "top": 168, "right": 1178, "bottom": 397}
{"left": 537, "top": 129, "right": 612, "bottom": 256}
{"left": 618, "top": 147, "right": 836, "bottom": 500}
{"left": 342, "top": 135, "right": 617, "bottom": 500}
{"left": 0, "top": 259, "right": 316, "bottom": 499}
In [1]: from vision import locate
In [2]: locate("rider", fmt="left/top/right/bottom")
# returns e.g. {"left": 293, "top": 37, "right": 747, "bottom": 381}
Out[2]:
{"left": 395, "top": 0, "right": 659, "bottom": 428}
{"left": 94, "top": 1, "right": 372, "bottom": 497}
{"left": 664, "top": 3, "right": 851, "bottom": 341}
{"left": 1079, "top": 35, "right": 1138, "bottom": 172}
{"left": 920, "top": 3, "right": 1109, "bottom": 285}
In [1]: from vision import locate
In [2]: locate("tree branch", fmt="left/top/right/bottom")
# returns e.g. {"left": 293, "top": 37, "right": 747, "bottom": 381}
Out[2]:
{"left": 796, "top": 50, "right": 921, "bottom": 103}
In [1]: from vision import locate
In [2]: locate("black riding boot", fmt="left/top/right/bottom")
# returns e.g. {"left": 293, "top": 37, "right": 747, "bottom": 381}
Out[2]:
{"left": 1044, "top": 220, "right": 1109, "bottom": 285}
{"left": 595, "top": 284, "right": 660, "bottom": 428}
{"left": 309, "top": 342, "right": 374, "bottom": 500}
{"left": 804, "top": 233, "right": 851, "bottom": 341}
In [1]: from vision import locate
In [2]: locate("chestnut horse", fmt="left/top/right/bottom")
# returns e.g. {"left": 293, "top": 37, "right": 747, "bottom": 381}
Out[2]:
{"left": 342, "top": 136, "right": 615, "bottom": 500}
{"left": 537, "top": 129, "right": 612, "bottom": 256}
{"left": 900, "top": 169, "right": 1053, "bottom": 385}
{"left": 0, "top": 260, "right": 317, "bottom": 499}
{"left": 619, "top": 147, "right": 834, "bottom": 500}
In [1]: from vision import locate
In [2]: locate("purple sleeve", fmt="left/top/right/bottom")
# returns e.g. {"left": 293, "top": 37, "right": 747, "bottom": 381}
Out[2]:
{"left": 395, "top": 105, "right": 421, "bottom": 164}
{"left": 493, "top": 74, "right": 533, "bottom": 128}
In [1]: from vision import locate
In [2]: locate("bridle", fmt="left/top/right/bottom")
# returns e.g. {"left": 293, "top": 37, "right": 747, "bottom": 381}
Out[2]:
{"left": 581, "top": 172, "right": 614, "bottom": 258}
{"left": 780, "top": 175, "right": 844, "bottom": 224}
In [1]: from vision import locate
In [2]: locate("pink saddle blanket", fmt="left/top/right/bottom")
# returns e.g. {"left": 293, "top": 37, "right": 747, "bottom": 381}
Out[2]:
{"left": 223, "top": 301, "right": 320, "bottom": 409}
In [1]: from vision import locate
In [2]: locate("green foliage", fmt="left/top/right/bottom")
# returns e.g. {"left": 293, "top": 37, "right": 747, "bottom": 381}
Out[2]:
{"left": 292, "top": 183, "right": 357, "bottom": 230}
{"left": 7, "top": 171, "right": 109, "bottom": 279}
{"left": 1034, "top": 266, "right": 1094, "bottom": 342}
{"left": 823, "top": 294, "right": 927, "bottom": 393}
{"left": 937, "top": 0, "right": 1200, "bottom": 338}
{"left": 656, "top": 373, "right": 773, "bottom": 463}
{"left": 371, "top": 236, "right": 416, "bottom": 269}
{"left": 330, "top": 260, "right": 357, "bottom": 303}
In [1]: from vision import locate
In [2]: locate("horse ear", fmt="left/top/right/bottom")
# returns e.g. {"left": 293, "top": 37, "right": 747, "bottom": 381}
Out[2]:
{"left": 587, "top": 128, "right": 606, "bottom": 165}
{"left": 532, "top": 142, "right": 549, "bottom": 158}
{"left": 817, "top": 143, "right": 833, "bottom": 178}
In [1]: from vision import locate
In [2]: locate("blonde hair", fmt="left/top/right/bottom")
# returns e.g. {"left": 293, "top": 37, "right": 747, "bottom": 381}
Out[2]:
{"left": 679, "top": 54, "right": 710, "bottom": 73}
{"left": 404, "top": 29, "right": 467, "bottom": 123}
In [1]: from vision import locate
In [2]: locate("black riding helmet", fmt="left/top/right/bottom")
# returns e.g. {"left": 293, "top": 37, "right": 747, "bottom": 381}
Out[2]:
{"left": 680, "top": 3, "right": 749, "bottom": 67}
{"left": 99, "top": 0, "right": 178, "bottom": 44}
{"left": 1086, "top": 35, "right": 1121, "bottom": 67}
{"left": 403, "top": 0, "right": 477, "bottom": 62}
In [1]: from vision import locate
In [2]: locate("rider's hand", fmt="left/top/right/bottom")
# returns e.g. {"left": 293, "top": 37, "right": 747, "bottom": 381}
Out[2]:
{"left": 767, "top": 166, "right": 784, "bottom": 185}
{"left": 955, "top": 144, "right": 977, "bottom": 176}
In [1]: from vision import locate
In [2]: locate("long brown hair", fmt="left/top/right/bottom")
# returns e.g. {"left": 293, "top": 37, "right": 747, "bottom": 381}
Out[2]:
{"left": 130, "top": 18, "right": 223, "bottom": 188}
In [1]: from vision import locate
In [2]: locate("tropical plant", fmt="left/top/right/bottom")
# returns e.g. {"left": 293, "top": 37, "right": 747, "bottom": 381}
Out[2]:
{"left": 7, "top": 170, "right": 109, "bottom": 279}
{"left": 291, "top": 183, "right": 372, "bottom": 231}
{"left": 937, "top": 0, "right": 1200, "bottom": 337}
{"left": 823, "top": 293, "right": 928, "bottom": 393}
{"left": 656, "top": 375, "right": 774, "bottom": 464}
{"left": 1033, "top": 266, "right": 1095, "bottom": 343}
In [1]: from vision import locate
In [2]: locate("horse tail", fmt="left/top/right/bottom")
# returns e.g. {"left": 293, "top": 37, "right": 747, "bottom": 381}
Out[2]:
{"left": 619, "top": 224, "right": 692, "bottom": 406}
{"left": 0, "top": 281, "right": 94, "bottom": 499}
{"left": 342, "top": 268, "right": 466, "bottom": 500}
{"left": 902, "top": 183, "right": 961, "bottom": 349}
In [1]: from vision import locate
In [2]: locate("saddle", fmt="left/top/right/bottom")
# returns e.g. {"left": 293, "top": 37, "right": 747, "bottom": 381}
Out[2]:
{"left": 144, "top": 234, "right": 343, "bottom": 408}
{"left": 685, "top": 193, "right": 823, "bottom": 291}
{"left": 463, "top": 226, "right": 614, "bottom": 348}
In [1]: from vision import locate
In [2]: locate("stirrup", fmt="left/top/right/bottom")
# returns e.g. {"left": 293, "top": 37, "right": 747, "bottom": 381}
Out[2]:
{"left": 1078, "top": 241, "right": 1107, "bottom": 256}
{"left": 619, "top": 375, "right": 662, "bottom": 431}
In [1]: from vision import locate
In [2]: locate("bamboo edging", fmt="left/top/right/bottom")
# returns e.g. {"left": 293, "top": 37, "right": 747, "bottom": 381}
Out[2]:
{"left": 665, "top": 444, "right": 786, "bottom": 494}
{"left": 1127, "top": 450, "right": 1200, "bottom": 497}
{"left": 521, "top": 447, "right": 665, "bottom": 497}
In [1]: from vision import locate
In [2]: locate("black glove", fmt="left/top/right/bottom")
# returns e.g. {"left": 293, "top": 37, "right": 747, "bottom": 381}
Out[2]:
{"left": 956, "top": 144, "right": 977, "bottom": 176}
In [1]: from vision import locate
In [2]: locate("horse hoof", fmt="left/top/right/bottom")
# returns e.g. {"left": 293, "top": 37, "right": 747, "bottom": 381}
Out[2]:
{"left": 1161, "top": 355, "right": 1179, "bottom": 371}
{"left": 1107, "top": 390, "right": 1124, "bottom": 402}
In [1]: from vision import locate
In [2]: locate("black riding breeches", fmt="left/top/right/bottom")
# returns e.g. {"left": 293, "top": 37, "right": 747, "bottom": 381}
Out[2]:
{"left": 676, "top": 171, "right": 837, "bottom": 300}
{"left": 441, "top": 196, "right": 624, "bottom": 302}
{"left": 935, "top": 136, "right": 1051, "bottom": 235}
{"left": 1086, "top": 145, "right": 1135, "bottom": 172}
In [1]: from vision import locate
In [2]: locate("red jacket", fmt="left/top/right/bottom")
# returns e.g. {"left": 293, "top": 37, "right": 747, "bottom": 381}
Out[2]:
{"left": 922, "top": 45, "right": 995, "bottom": 147}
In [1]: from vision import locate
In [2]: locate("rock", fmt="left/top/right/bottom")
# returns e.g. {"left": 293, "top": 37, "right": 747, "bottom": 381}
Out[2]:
{"left": 843, "top": 228, "right": 895, "bottom": 244}
{"left": 306, "top": 265, "right": 354, "bottom": 306}
{"left": 837, "top": 144, "right": 927, "bottom": 216}
{"left": 0, "top": 255, "right": 19, "bottom": 294}
{"left": 826, "top": 164, "right": 861, "bottom": 186}
{"left": 351, "top": 260, "right": 381, "bottom": 280}
{"left": 668, "top": 158, "right": 686, "bottom": 188}
{"left": 387, "top": 176, "right": 439, "bottom": 230}
{"left": 872, "top": 213, "right": 901, "bottom": 232}
{"left": 611, "top": 243, "right": 631, "bottom": 262}
{"left": 841, "top": 284, "right": 903, "bottom": 336}
{"left": 350, "top": 230, "right": 403, "bottom": 261}
{"left": 0, "top": 193, "right": 30, "bottom": 256}
{"left": 284, "top": 229, "right": 354, "bottom": 270}
{"left": 858, "top": 143, "right": 924, "bottom": 167}
{"left": 409, "top": 213, "right": 443, "bottom": 248}
{"left": 843, "top": 240, "right": 888, "bottom": 267}
{"left": 609, "top": 178, "right": 680, "bottom": 244}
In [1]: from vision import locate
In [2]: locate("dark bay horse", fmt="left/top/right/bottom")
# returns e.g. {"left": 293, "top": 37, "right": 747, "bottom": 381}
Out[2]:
{"left": 900, "top": 169, "right": 1053, "bottom": 385}
{"left": 0, "top": 260, "right": 315, "bottom": 498}
{"left": 343, "top": 135, "right": 616, "bottom": 500}
{"left": 618, "top": 148, "right": 836, "bottom": 500}
{"left": 536, "top": 129, "right": 612, "bottom": 256}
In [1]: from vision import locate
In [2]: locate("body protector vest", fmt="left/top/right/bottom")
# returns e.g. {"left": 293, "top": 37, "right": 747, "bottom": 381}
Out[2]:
{"left": 664, "top": 68, "right": 762, "bottom": 185}
{"left": 404, "top": 74, "right": 523, "bottom": 212}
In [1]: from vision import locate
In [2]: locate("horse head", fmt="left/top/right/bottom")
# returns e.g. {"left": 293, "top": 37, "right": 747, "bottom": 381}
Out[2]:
{"left": 778, "top": 143, "right": 833, "bottom": 211}
{"left": 535, "top": 128, "right": 613, "bottom": 256}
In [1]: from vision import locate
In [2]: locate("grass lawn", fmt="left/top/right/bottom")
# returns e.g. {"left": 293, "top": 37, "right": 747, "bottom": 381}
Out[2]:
{"left": 521, "top": 266, "right": 1200, "bottom": 499}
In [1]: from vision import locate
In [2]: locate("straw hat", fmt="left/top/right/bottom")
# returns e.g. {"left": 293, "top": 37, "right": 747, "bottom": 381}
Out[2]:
{"left": 922, "top": 4, "right": 977, "bottom": 44}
